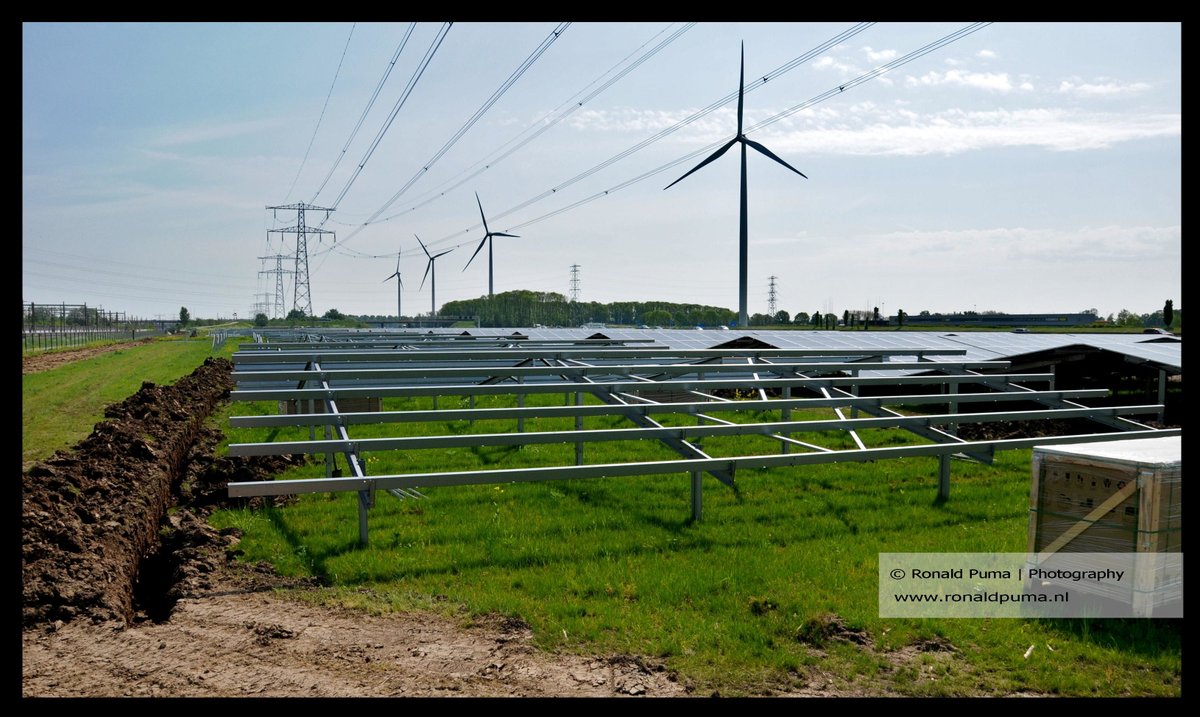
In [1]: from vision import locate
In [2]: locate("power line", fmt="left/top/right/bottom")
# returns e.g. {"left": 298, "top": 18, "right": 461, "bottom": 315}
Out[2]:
{"left": 344, "top": 22, "right": 695, "bottom": 228}
{"left": 393, "top": 23, "right": 873, "bottom": 252}
{"left": 498, "top": 22, "right": 992, "bottom": 235}
{"left": 283, "top": 23, "right": 356, "bottom": 202}
{"left": 309, "top": 23, "right": 417, "bottom": 204}
{"left": 325, "top": 23, "right": 453, "bottom": 212}
{"left": 335, "top": 22, "right": 571, "bottom": 246}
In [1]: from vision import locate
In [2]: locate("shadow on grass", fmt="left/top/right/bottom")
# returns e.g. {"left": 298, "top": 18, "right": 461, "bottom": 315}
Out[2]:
{"left": 470, "top": 443, "right": 523, "bottom": 465}
{"left": 263, "top": 504, "right": 362, "bottom": 584}
{"left": 1035, "top": 616, "right": 1182, "bottom": 658}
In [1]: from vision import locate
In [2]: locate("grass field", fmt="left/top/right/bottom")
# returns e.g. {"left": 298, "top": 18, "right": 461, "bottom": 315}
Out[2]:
{"left": 212, "top": 390, "right": 1182, "bottom": 696}
{"left": 22, "top": 338, "right": 1181, "bottom": 696}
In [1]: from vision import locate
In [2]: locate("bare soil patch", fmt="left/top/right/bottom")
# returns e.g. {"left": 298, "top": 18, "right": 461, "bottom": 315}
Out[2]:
{"left": 20, "top": 356, "right": 687, "bottom": 697}
{"left": 22, "top": 338, "right": 157, "bottom": 375}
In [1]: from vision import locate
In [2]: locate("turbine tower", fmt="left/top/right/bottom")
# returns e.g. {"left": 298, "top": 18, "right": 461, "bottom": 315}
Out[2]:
{"left": 463, "top": 192, "right": 519, "bottom": 298}
{"left": 383, "top": 245, "right": 403, "bottom": 322}
{"left": 417, "top": 235, "right": 454, "bottom": 317}
{"left": 664, "top": 43, "right": 807, "bottom": 328}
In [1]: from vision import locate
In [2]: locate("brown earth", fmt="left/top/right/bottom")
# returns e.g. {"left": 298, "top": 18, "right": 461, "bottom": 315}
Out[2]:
{"left": 22, "top": 338, "right": 157, "bottom": 375}
{"left": 20, "top": 356, "right": 689, "bottom": 697}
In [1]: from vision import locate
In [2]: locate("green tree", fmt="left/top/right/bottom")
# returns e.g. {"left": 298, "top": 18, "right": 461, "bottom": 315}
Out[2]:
{"left": 794, "top": 311, "right": 809, "bottom": 326}
{"left": 254, "top": 313, "right": 269, "bottom": 327}
{"left": 896, "top": 309, "right": 906, "bottom": 329}
{"left": 324, "top": 308, "right": 345, "bottom": 320}
{"left": 773, "top": 309, "right": 790, "bottom": 325}
{"left": 1164, "top": 300, "right": 1174, "bottom": 328}
{"left": 842, "top": 309, "right": 849, "bottom": 327}
{"left": 642, "top": 309, "right": 672, "bottom": 327}
{"left": 812, "top": 310, "right": 821, "bottom": 328}
{"left": 286, "top": 309, "right": 306, "bottom": 321}
{"left": 179, "top": 306, "right": 190, "bottom": 326}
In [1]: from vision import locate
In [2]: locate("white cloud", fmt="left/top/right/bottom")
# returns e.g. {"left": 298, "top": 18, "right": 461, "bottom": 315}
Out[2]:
{"left": 905, "top": 70, "right": 1014, "bottom": 92}
{"left": 763, "top": 106, "right": 1180, "bottom": 156}
{"left": 147, "top": 118, "right": 284, "bottom": 147}
{"left": 1058, "top": 80, "right": 1152, "bottom": 97}
{"left": 1019, "top": 81, "right": 1035, "bottom": 91}
{"left": 861, "top": 225, "right": 1180, "bottom": 264}
{"left": 812, "top": 55, "right": 859, "bottom": 74}
{"left": 977, "top": 49, "right": 996, "bottom": 59}
{"left": 863, "top": 46, "right": 896, "bottom": 62}
{"left": 567, "top": 107, "right": 699, "bottom": 134}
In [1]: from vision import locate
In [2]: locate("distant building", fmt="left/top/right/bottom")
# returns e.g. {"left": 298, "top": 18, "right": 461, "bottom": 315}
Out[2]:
{"left": 903, "top": 313, "right": 1097, "bottom": 328}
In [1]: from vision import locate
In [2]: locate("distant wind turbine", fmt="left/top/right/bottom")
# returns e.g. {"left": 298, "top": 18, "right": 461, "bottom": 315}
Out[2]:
{"left": 383, "top": 245, "right": 403, "bottom": 322}
{"left": 463, "top": 192, "right": 519, "bottom": 298}
{"left": 664, "top": 42, "right": 807, "bottom": 328}
{"left": 417, "top": 234, "right": 454, "bottom": 317}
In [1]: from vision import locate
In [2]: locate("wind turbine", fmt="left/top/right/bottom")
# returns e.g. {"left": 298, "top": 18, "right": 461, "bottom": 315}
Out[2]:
{"left": 417, "top": 234, "right": 454, "bottom": 317}
{"left": 383, "top": 245, "right": 403, "bottom": 323}
{"left": 664, "top": 43, "right": 807, "bottom": 328}
{"left": 463, "top": 192, "right": 519, "bottom": 298}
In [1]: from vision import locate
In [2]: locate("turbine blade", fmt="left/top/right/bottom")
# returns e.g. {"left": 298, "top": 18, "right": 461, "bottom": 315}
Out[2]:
{"left": 433, "top": 248, "right": 454, "bottom": 260}
{"left": 492, "top": 232, "right": 519, "bottom": 238}
{"left": 476, "top": 192, "right": 490, "bottom": 234}
{"left": 663, "top": 138, "right": 737, "bottom": 190}
{"left": 420, "top": 260, "right": 432, "bottom": 290}
{"left": 464, "top": 236, "right": 489, "bottom": 270}
{"left": 416, "top": 234, "right": 431, "bottom": 258}
{"left": 744, "top": 138, "right": 808, "bottom": 178}
{"left": 737, "top": 42, "right": 745, "bottom": 136}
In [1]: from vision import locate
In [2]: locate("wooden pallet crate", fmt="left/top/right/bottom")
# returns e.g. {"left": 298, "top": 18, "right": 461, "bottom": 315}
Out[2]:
{"left": 1027, "top": 436, "right": 1181, "bottom": 615}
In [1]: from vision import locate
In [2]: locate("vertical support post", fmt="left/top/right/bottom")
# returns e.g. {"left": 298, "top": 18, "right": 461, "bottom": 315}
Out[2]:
{"left": 781, "top": 386, "right": 791, "bottom": 454}
{"left": 938, "top": 454, "right": 951, "bottom": 501}
{"left": 948, "top": 380, "right": 959, "bottom": 436}
{"left": 1158, "top": 369, "right": 1167, "bottom": 422}
{"left": 850, "top": 370, "right": 859, "bottom": 419}
{"left": 308, "top": 399, "right": 316, "bottom": 441}
{"left": 358, "top": 488, "right": 370, "bottom": 546}
{"left": 324, "top": 423, "right": 333, "bottom": 477}
{"left": 433, "top": 395, "right": 439, "bottom": 410}
{"left": 574, "top": 391, "right": 584, "bottom": 465}
{"left": 517, "top": 376, "right": 525, "bottom": 433}
{"left": 691, "top": 471, "right": 702, "bottom": 522}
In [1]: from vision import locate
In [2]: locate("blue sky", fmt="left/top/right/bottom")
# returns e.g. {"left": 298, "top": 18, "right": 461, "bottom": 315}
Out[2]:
{"left": 22, "top": 21, "right": 1181, "bottom": 321}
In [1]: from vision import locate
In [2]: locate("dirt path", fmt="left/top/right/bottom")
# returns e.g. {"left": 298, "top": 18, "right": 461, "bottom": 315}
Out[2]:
{"left": 22, "top": 585, "right": 686, "bottom": 697}
{"left": 22, "top": 338, "right": 156, "bottom": 375}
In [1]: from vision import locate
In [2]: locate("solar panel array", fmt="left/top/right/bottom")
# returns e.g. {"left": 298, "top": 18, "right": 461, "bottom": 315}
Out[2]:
{"left": 225, "top": 328, "right": 1179, "bottom": 544}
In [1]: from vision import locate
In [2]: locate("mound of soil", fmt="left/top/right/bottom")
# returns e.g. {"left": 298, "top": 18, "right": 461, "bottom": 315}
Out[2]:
{"left": 21, "top": 357, "right": 303, "bottom": 628}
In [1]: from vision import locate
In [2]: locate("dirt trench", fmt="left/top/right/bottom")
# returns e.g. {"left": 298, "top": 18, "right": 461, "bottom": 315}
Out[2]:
{"left": 21, "top": 356, "right": 689, "bottom": 697}
{"left": 21, "top": 356, "right": 302, "bottom": 627}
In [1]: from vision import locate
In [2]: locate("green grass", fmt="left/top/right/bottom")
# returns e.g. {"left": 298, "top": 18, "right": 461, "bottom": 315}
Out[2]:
{"left": 22, "top": 336, "right": 232, "bottom": 465}
{"left": 212, "top": 394, "right": 1181, "bottom": 696}
{"left": 21, "top": 335, "right": 1180, "bottom": 695}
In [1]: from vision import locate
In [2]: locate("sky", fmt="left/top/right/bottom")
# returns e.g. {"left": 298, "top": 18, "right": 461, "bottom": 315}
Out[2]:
{"left": 22, "top": 21, "right": 1181, "bottom": 321}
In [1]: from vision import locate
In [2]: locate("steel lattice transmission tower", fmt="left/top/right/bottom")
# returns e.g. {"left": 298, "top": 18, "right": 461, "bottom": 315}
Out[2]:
{"left": 266, "top": 203, "right": 335, "bottom": 317}
{"left": 258, "top": 254, "right": 295, "bottom": 320}
{"left": 767, "top": 275, "right": 778, "bottom": 316}
{"left": 569, "top": 264, "right": 581, "bottom": 302}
